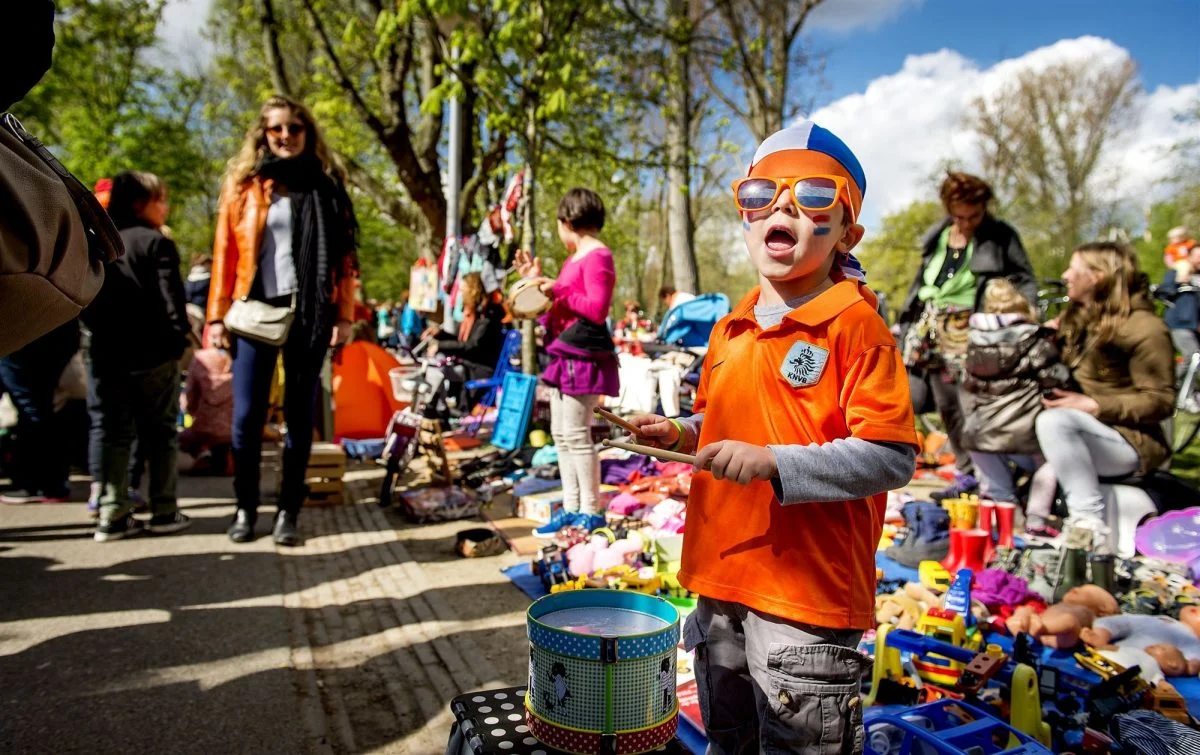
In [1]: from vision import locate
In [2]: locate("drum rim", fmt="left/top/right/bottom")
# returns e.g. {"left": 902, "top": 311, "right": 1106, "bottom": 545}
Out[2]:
{"left": 527, "top": 590, "right": 680, "bottom": 639}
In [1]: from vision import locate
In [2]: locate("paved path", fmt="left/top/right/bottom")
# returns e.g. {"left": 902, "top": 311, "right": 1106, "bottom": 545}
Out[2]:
{"left": 0, "top": 471, "right": 530, "bottom": 754}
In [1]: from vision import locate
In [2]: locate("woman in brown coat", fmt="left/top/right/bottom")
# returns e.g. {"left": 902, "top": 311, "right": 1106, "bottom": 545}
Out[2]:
{"left": 207, "top": 95, "right": 358, "bottom": 545}
{"left": 1034, "top": 241, "right": 1174, "bottom": 529}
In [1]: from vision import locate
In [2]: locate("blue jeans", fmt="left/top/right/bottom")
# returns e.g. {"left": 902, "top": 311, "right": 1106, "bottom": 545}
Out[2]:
{"left": 89, "top": 359, "right": 181, "bottom": 520}
{"left": 0, "top": 322, "right": 78, "bottom": 497}
{"left": 231, "top": 330, "right": 328, "bottom": 515}
{"left": 967, "top": 452, "right": 1040, "bottom": 503}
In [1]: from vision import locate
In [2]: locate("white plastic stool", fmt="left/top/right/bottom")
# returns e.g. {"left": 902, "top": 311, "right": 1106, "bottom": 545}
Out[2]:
{"left": 1101, "top": 484, "right": 1157, "bottom": 557}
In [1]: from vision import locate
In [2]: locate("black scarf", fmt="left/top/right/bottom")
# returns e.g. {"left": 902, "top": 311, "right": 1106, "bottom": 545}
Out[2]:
{"left": 257, "top": 153, "right": 357, "bottom": 351}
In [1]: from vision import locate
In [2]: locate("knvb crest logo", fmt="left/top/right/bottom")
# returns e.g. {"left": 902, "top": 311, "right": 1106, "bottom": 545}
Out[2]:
{"left": 781, "top": 340, "right": 829, "bottom": 388}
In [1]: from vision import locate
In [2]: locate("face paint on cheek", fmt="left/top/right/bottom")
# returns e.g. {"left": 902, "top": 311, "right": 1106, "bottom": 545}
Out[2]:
{"left": 811, "top": 214, "right": 832, "bottom": 236}
{"left": 742, "top": 219, "right": 751, "bottom": 232}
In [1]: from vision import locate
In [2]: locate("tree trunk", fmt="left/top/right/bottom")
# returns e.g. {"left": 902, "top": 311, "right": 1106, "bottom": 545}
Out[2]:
{"left": 521, "top": 102, "right": 539, "bottom": 375}
{"left": 258, "top": 0, "right": 291, "bottom": 96}
{"left": 664, "top": 0, "right": 698, "bottom": 295}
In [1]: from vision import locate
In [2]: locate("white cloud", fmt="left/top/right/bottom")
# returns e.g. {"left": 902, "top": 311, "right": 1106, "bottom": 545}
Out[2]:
{"left": 804, "top": 36, "right": 1200, "bottom": 229}
{"left": 156, "top": 0, "right": 215, "bottom": 69}
{"left": 809, "top": 0, "right": 923, "bottom": 33}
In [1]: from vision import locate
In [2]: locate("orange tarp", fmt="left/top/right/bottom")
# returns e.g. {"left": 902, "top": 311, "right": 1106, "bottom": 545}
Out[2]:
{"left": 332, "top": 342, "right": 405, "bottom": 439}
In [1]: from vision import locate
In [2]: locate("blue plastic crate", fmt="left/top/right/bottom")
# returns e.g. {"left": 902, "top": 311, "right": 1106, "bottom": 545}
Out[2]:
{"left": 491, "top": 373, "right": 538, "bottom": 451}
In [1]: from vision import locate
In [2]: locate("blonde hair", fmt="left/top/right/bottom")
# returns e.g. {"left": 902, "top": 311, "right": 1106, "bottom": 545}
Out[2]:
{"left": 225, "top": 95, "right": 344, "bottom": 188}
{"left": 1059, "top": 241, "right": 1139, "bottom": 365}
{"left": 982, "top": 277, "right": 1037, "bottom": 319}
{"left": 460, "top": 272, "right": 485, "bottom": 314}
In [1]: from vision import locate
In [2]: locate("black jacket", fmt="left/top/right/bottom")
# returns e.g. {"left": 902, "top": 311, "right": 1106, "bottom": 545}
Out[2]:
{"left": 435, "top": 303, "right": 507, "bottom": 369}
{"left": 83, "top": 224, "right": 190, "bottom": 372}
{"left": 1, "top": 1, "right": 55, "bottom": 112}
{"left": 899, "top": 216, "right": 1037, "bottom": 324}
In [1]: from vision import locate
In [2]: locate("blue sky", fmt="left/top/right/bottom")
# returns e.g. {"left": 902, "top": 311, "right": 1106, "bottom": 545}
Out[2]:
{"left": 811, "top": 0, "right": 1200, "bottom": 103}
{"left": 796, "top": 0, "right": 1200, "bottom": 227}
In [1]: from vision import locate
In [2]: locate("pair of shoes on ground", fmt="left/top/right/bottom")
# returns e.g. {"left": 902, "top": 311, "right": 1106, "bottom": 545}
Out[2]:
{"left": 228, "top": 509, "right": 301, "bottom": 546}
{"left": 532, "top": 509, "right": 606, "bottom": 538}
{"left": 94, "top": 511, "right": 192, "bottom": 543}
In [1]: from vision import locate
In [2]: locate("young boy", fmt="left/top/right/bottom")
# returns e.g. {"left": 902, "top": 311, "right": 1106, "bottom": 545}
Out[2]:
{"left": 630, "top": 122, "right": 918, "bottom": 753}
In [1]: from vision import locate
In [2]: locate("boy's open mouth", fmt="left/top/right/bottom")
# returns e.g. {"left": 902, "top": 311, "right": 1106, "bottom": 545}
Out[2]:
{"left": 765, "top": 225, "right": 797, "bottom": 253}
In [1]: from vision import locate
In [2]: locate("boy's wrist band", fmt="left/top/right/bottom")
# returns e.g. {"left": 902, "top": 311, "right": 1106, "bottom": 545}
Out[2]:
{"left": 666, "top": 418, "right": 686, "bottom": 452}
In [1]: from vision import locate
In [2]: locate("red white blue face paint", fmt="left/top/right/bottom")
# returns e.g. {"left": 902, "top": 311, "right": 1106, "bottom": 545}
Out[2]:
{"left": 810, "top": 213, "right": 832, "bottom": 236}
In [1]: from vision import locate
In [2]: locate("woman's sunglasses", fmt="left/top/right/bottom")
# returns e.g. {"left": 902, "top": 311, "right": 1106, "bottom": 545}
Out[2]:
{"left": 266, "top": 123, "right": 307, "bottom": 136}
{"left": 731, "top": 174, "right": 854, "bottom": 222}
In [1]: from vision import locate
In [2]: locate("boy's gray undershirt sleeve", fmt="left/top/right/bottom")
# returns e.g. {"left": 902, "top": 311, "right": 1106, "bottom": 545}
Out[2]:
{"left": 674, "top": 412, "right": 703, "bottom": 454}
{"left": 768, "top": 439, "right": 915, "bottom": 504}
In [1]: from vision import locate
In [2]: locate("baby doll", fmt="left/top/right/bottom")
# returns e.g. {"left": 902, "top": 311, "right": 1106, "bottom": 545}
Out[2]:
{"left": 1080, "top": 606, "right": 1200, "bottom": 677}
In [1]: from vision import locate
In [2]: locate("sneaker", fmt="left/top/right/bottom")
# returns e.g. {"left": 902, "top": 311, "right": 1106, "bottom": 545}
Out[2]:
{"left": 533, "top": 508, "right": 580, "bottom": 538}
{"left": 147, "top": 511, "right": 192, "bottom": 535}
{"left": 87, "top": 497, "right": 101, "bottom": 519}
{"left": 94, "top": 515, "right": 146, "bottom": 542}
{"left": 128, "top": 489, "right": 150, "bottom": 514}
{"left": 574, "top": 513, "right": 606, "bottom": 532}
{"left": 0, "top": 490, "right": 70, "bottom": 505}
{"left": 1024, "top": 524, "right": 1061, "bottom": 541}
{"left": 930, "top": 473, "right": 979, "bottom": 502}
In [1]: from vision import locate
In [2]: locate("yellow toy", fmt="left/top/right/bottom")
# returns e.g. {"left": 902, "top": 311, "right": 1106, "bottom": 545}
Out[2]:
{"left": 919, "top": 561, "right": 952, "bottom": 591}
{"left": 1008, "top": 663, "right": 1051, "bottom": 747}
{"left": 912, "top": 607, "right": 982, "bottom": 686}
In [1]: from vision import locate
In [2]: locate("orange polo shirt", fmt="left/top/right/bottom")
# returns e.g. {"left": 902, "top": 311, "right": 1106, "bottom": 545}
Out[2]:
{"left": 677, "top": 280, "right": 918, "bottom": 629}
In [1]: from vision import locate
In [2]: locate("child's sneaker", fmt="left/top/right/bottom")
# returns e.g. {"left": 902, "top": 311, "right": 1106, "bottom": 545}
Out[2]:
{"left": 129, "top": 489, "right": 150, "bottom": 514}
{"left": 147, "top": 511, "right": 192, "bottom": 535}
{"left": 930, "top": 473, "right": 979, "bottom": 502}
{"left": 87, "top": 496, "right": 101, "bottom": 519}
{"left": 533, "top": 508, "right": 579, "bottom": 538}
{"left": 574, "top": 513, "right": 606, "bottom": 532}
{"left": 94, "top": 515, "right": 146, "bottom": 542}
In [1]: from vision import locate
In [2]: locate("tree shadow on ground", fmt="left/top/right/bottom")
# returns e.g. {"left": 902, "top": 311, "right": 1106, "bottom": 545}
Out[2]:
{"left": 0, "top": 506, "right": 533, "bottom": 754}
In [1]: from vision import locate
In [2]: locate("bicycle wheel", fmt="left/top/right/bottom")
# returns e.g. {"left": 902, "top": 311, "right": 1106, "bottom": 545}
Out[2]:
{"left": 1172, "top": 354, "right": 1200, "bottom": 453}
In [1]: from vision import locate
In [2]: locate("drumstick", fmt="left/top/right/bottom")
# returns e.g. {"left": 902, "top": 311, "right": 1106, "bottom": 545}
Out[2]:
{"left": 602, "top": 438, "right": 705, "bottom": 468}
{"left": 593, "top": 407, "right": 642, "bottom": 436}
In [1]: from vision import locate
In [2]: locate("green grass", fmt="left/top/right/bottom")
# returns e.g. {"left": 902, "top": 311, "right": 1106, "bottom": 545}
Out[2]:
{"left": 1172, "top": 441, "right": 1200, "bottom": 485}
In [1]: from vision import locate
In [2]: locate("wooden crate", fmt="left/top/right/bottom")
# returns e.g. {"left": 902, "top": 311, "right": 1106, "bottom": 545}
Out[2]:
{"left": 306, "top": 442, "right": 346, "bottom": 480}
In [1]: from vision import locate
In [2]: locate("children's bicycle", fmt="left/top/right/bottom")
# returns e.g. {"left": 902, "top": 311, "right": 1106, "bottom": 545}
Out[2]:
{"left": 377, "top": 344, "right": 454, "bottom": 508}
{"left": 1154, "top": 282, "right": 1200, "bottom": 453}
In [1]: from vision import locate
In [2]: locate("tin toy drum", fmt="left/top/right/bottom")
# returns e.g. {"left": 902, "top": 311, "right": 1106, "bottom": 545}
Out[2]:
{"left": 525, "top": 590, "right": 680, "bottom": 755}
{"left": 507, "top": 279, "right": 553, "bottom": 319}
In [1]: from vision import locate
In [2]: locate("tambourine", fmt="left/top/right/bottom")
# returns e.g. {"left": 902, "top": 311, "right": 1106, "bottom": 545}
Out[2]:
{"left": 506, "top": 279, "right": 553, "bottom": 319}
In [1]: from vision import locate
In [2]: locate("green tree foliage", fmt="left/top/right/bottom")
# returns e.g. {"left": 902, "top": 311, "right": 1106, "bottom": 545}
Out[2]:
{"left": 12, "top": 0, "right": 224, "bottom": 261}
{"left": 855, "top": 200, "right": 944, "bottom": 321}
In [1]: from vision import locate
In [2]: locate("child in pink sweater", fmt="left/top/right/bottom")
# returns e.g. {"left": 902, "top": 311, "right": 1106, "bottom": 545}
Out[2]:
{"left": 516, "top": 188, "right": 619, "bottom": 535}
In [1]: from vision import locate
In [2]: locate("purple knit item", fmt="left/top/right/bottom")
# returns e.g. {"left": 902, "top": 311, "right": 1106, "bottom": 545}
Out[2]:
{"left": 972, "top": 569, "right": 1035, "bottom": 608}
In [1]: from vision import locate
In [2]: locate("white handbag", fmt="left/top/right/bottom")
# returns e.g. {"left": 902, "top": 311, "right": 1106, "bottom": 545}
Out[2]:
{"left": 223, "top": 295, "right": 295, "bottom": 347}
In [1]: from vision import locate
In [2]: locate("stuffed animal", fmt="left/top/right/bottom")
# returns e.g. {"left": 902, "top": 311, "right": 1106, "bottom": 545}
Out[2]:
{"left": 1080, "top": 606, "right": 1200, "bottom": 677}
{"left": 565, "top": 530, "right": 646, "bottom": 578}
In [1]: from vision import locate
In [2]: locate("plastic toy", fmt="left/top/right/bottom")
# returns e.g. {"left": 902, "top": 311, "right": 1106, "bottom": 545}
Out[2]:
{"left": 1135, "top": 506, "right": 1200, "bottom": 578}
{"left": 532, "top": 544, "right": 570, "bottom": 591}
{"left": 1081, "top": 609, "right": 1200, "bottom": 676}
{"left": 919, "top": 560, "right": 952, "bottom": 591}
{"left": 943, "top": 569, "right": 974, "bottom": 626}
{"left": 912, "top": 607, "right": 982, "bottom": 686}
{"left": 864, "top": 699, "right": 1052, "bottom": 754}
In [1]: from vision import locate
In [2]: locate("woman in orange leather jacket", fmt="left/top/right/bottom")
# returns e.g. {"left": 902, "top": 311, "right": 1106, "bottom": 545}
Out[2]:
{"left": 207, "top": 95, "right": 359, "bottom": 547}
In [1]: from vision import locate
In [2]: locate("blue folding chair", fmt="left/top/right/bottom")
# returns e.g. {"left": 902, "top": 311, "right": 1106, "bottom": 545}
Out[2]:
{"left": 463, "top": 329, "right": 522, "bottom": 435}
